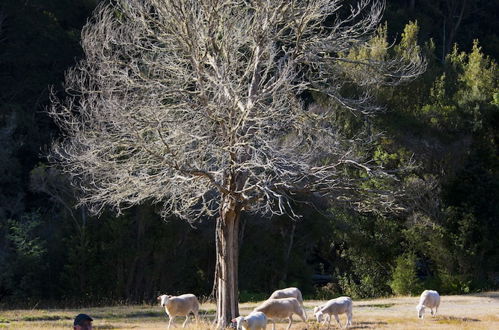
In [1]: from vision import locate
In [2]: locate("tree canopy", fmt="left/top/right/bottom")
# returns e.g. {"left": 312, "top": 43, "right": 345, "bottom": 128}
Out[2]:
{"left": 49, "top": 0, "right": 424, "bottom": 222}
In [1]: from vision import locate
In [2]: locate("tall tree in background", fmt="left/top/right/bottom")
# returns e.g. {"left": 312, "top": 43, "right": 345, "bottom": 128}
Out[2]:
{"left": 49, "top": 0, "right": 424, "bottom": 325}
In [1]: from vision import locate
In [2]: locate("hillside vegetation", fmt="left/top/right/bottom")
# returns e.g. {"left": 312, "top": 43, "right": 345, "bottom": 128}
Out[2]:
{"left": 0, "top": 0, "right": 498, "bottom": 305}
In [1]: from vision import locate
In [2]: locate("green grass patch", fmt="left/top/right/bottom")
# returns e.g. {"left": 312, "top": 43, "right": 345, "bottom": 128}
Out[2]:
{"left": 199, "top": 309, "right": 216, "bottom": 314}
{"left": 20, "top": 315, "right": 72, "bottom": 321}
{"left": 121, "top": 311, "right": 161, "bottom": 318}
{"left": 96, "top": 311, "right": 161, "bottom": 319}
{"left": 358, "top": 303, "right": 395, "bottom": 308}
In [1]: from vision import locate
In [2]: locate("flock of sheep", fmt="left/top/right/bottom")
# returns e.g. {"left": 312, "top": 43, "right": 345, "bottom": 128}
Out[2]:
{"left": 157, "top": 287, "right": 441, "bottom": 329}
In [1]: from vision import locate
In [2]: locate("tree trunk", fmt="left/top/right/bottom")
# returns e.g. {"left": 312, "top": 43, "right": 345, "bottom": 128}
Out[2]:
{"left": 215, "top": 194, "right": 242, "bottom": 328}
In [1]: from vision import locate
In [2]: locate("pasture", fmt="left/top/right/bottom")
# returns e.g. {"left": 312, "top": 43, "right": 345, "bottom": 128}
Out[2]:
{"left": 1, "top": 292, "right": 498, "bottom": 329}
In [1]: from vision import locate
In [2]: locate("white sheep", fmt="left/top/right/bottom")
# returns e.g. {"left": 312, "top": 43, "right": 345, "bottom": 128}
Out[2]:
{"left": 314, "top": 296, "right": 353, "bottom": 328}
{"left": 268, "top": 287, "right": 303, "bottom": 304}
{"left": 232, "top": 311, "right": 268, "bottom": 330}
{"left": 253, "top": 297, "right": 307, "bottom": 330}
{"left": 416, "top": 290, "right": 440, "bottom": 319}
{"left": 157, "top": 293, "right": 200, "bottom": 328}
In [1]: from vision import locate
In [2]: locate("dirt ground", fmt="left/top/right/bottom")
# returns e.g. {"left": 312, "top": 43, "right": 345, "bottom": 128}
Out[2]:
{"left": 1, "top": 292, "right": 498, "bottom": 329}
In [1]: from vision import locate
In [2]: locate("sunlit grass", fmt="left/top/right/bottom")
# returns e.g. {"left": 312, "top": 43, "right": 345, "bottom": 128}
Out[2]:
{"left": 1, "top": 292, "right": 498, "bottom": 329}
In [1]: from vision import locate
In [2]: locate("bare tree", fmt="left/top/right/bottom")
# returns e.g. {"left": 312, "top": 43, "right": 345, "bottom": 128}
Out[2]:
{"left": 49, "top": 0, "right": 424, "bottom": 326}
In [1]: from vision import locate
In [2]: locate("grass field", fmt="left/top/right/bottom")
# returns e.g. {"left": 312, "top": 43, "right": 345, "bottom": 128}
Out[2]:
{"left": 1, "top": 292, "right": 498, "bottom": 329}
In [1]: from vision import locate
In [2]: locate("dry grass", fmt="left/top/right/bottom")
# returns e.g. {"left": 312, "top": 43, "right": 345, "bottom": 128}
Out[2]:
{"left": 1, "top": 292, "right": 498, "bottom": 329}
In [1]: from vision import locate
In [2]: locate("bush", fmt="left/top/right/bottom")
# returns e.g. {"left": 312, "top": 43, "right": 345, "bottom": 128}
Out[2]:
{"left": 389, "top": 253, "right": 422, "bottom": 295}
{"left": 438, "top": 271, "right": 471, "bottom": 294}
{"left": 314, "top": 282, "right": 342, "bottom": 300}
{"left": 338, "top": 273, "right": 390, "bottom": 299}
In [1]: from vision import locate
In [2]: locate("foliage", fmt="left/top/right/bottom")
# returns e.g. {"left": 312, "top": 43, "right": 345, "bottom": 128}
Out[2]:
{"left": 0, "top": 212, "right": 48, "bottom": 300}
{"left": 314, "top": 283, "right": 342, "bottom": 301}
{"left": 421, "top": 41, "right": 498, "bottom": 132}
{"left": 0, "top": 0, "right": 498, "bottom": 306}
{"left": 437, "top": 270, "right": 471, "bottom": 295}
{"left": 389, "top": 253, "right": 422, "bottom": 295}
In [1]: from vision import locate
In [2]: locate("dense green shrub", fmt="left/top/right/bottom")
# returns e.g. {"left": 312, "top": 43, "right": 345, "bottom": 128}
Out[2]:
{"left": 314, "top": 283, "right": 342, "bottom": 301}
{"left": 437, "top": 270, "right": 471, "bottom": 295}
{"left": 389, "top": 254, "right": 422, "bottom": 295}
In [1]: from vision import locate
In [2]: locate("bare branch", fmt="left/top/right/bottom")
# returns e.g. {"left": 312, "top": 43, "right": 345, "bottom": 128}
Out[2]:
{"left": 49, "top": 0, "right": 425, "bottom": 221}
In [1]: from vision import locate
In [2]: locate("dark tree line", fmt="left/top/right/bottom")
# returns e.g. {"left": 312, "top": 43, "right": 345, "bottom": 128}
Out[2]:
{"left": 0, "top": 0, "right": 498, "bottom": 306}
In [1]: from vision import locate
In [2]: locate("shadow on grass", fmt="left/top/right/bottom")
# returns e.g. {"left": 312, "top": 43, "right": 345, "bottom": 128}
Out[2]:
{"left": 308, "top": 321, "right": 388, "bottom": 329}
{"left": 356, "top": 303, "right": 395, "bottom": 308}
{"left": 349, "top": 321, "right": 389, "bottom": 329}
{"left": 20, "top": 315, "right": 72, "bottom": 321}
{"left": 98, "top": 310, "right": 216, "bottom": 319}
{"left": 435, "top": 315, "right": 480, "bottom": 323}
{"left": 96, "top": 311, "right": 163, "bottom": 319}
{"left": 121, "top": 311, "right": 162, "bottom": 318}
{"left": 17, "top": 311, "right": 163, "bottom": 322}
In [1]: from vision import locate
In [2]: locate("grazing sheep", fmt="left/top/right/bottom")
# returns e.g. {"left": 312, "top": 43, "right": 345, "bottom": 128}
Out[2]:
{"left": 416, "top": 290, "right": 440, "bottom": 319}
{"left": 314, "top": 296, "right": 353, "bottom": 328}
{"left": 269, "top": 287, "right": 303, "bottom": 304}
{"left": 157, "top": 293, "right": 200, "bottom": 328}
{"left": 313, "top": 306, "right": 331, "bottom": 327}
{"left": 232, "top": 311, "right": 268, "bottom": 330}
{"left": 253, "top": 297, "right": 307, "bottom": 330}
